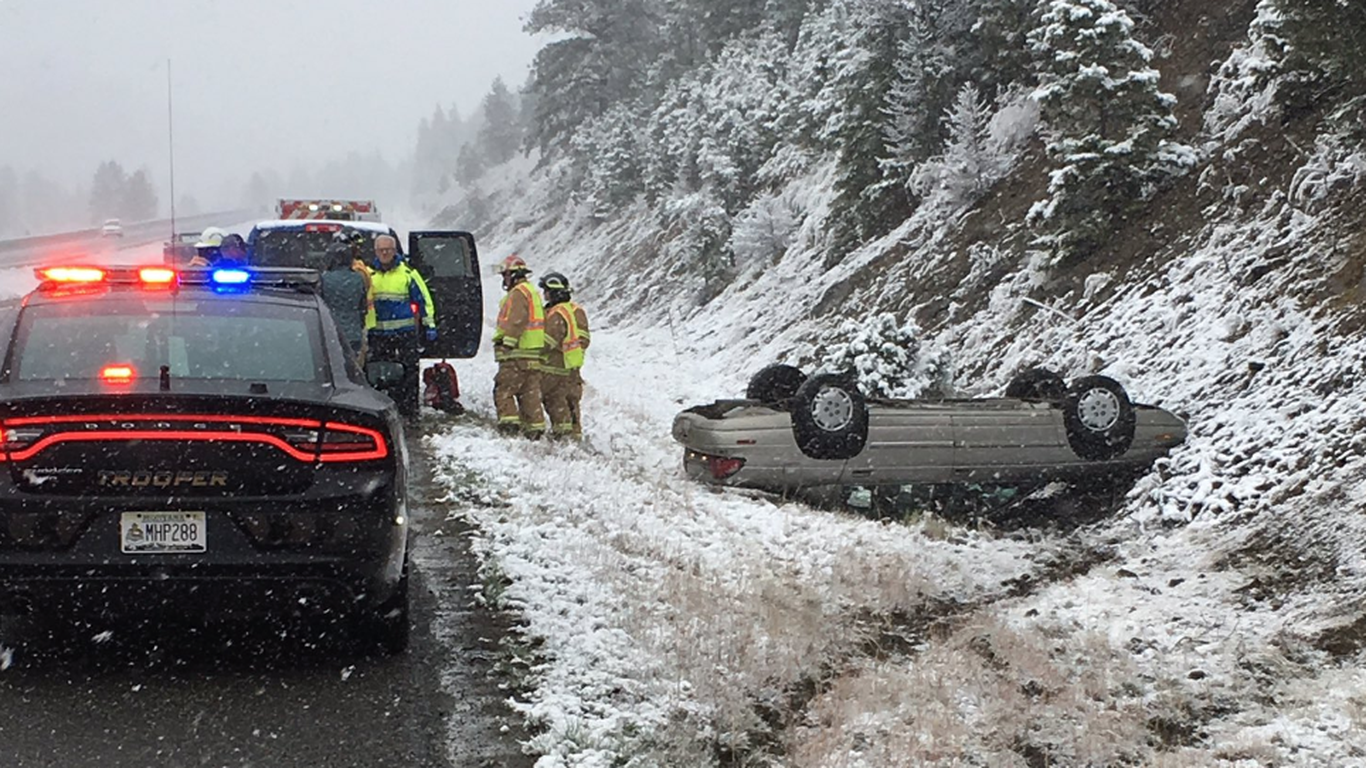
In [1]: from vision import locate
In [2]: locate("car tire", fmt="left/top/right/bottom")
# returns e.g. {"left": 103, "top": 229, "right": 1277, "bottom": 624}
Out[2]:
{"left": 358, "top": 563, "right": 410, "bottom": 655}
{"left": 746, "top": 364, "right": 807, "bottom": 403}
{"left": 1006, "top": 367, "right": 1067, "bottom": 401}
{"left": 791, "top": 372, "right": 869, "bottom": 460}
{"left": 1063, "top": 375, "right": 1136, "bottom": 461}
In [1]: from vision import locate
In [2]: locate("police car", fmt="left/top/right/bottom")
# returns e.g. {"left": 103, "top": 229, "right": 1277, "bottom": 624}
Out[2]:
{"left": 0, "top": 265, "right": 414, "bottom": 652}
{"left": 247, "top": 220, "right": 483, "bottom": 359}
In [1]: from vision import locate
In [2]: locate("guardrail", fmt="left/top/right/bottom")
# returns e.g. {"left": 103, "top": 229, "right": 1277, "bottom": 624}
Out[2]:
{"left": 0, "top": 209, "right": 264, "bottom": 255}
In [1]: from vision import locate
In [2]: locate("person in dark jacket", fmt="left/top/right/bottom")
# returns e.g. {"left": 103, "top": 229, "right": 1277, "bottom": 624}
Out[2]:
{"left": 319, "top": 243, "right": 368, "bottom": 363}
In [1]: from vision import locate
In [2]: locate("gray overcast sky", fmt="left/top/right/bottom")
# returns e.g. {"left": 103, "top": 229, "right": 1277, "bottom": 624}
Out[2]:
{"left": 0, "top": 0, "right": 543, "bottom": 202}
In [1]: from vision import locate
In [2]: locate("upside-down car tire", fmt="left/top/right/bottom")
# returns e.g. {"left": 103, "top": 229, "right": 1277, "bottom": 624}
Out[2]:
{"left": 1063, "top": 375, "right": 1136, "bottom": 461}
{"left": 791, "top": 373, "right": 869, "bottom": 460}
{"left": 746, "top": 364, "right": 808, "bottom": 403}
{"left": 1005, "top": 367, "right": 1067, "bottom": 401}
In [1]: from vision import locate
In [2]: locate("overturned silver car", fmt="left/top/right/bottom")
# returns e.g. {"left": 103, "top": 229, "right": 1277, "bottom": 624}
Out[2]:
{"left": 672, "top": 365, "right": 1187, "bottom": 494}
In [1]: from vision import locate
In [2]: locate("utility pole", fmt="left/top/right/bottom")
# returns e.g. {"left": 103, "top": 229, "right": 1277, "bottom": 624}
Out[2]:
{"left": 167, "top": 58, "right": 176, "bottom": 242}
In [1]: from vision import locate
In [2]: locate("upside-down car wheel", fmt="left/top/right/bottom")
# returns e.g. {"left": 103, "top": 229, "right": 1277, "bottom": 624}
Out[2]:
{"left": 746, "top": 364, "right": 807, "bottom": 403}
{"left": 1005, "top": 367, "right": 1067, "bottom": 401}
{"left": 1063, "top": 375, "right": 1136, "bottom": 461}
{"left": 791, "top": 372, "right": 869, "bottom": 460}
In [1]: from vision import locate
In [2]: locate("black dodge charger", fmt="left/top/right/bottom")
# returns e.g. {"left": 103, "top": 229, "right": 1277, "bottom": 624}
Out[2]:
{"left": 0, "top": 265, "right": 411, "bottom": 653}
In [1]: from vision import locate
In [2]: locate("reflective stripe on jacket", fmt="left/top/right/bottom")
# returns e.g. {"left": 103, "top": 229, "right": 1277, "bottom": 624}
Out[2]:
{"left": 540, "top": 301, "right": 588, "bottom": 374}
{"left": 494, "top": 281, "right": 545, "bottom": 361}
{"left": 366, "top": 261, "right": 435, "bottom": 335}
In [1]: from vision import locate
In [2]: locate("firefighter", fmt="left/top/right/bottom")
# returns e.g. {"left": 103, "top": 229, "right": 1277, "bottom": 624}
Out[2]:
{"left": 537, "top": 272, "right": 590, "bottom": 440}
{"left": 189, "top": 227, "right": 226, "bottom": 266}
{"left": 365, "top": 234, "right": 436, "bottom": 417}
{"left": 492, "top": 255, "right": 546, "bottom": 437}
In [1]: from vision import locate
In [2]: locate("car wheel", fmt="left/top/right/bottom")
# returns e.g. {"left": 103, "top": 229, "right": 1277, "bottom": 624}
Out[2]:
{"left": 1063, "top": 375, "right": 1136, "bottom": 461}
{"left": 1006, "top": 367, "right": 1067, "bottom": 401}
{"left": 791, "top": 372, "right": 869, "bottom": 460}
{"left": 746, "top": 364, "right": 807, "bottom": 403}
{"left": 358, "top": 563, "right": 410, "bottom": 655}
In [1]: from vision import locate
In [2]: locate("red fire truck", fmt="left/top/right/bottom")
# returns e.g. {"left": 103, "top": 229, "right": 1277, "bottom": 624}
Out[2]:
{"left": 275, "top": 199, "right": 381, "bottom": 222}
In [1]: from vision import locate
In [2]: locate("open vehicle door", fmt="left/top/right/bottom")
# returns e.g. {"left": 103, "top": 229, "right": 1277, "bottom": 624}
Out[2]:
{"left": 407, "top": 231, "right": 482, "bottom": 358}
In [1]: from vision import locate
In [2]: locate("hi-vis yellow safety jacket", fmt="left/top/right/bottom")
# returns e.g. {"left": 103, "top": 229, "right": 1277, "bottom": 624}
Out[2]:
{"left": 540, "top": 301, "right": 590, "bottom": 375}
{"left": 493, "top": 280, "right": 545, "bottom": 362}
{"left": 365, "top": 259, "right": 435, "bottom": 336}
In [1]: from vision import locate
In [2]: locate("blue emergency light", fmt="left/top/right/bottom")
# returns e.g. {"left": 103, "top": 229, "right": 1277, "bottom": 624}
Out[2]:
{"left": 211, "top": 268, "right": 251, "bottom": 285}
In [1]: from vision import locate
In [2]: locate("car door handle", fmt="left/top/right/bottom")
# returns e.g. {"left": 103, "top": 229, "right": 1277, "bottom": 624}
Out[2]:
{"left": 850, "top": 469, "right": 873, "bottom": 478}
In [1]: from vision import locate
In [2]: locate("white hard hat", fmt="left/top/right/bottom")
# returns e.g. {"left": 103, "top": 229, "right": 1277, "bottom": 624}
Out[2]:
{"left": 195, "top": 227, "right": 227, "bottom": 249}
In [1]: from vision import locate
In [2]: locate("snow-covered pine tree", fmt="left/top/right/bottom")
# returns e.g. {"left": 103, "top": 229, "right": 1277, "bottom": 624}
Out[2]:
{"left": 454, "top": 142, "right": 485, "bottom": 188}
{"left": 523, "top": 0, "right": 661, "bottom": 155}
{"left": 728, "top": 192, "right": 798, "bottom": 269}
{"left": 1028, "top": 0, "right": 1194, "bottom": 262}
{"left": 1274, "top": 0, "right": 1366, "bottom": 124}
{"left": 912, "top": 83, "right": 1001, "bottom": 209}
{"left": 576, "top": 105, "right": 646, "bottom": 217}
{"left": 818, "top": 312, "right": 954, "bottom": 399}
{"left": 883, "top": 0, "right": 968, "bottom": 175}
{"left": 827, "top": 0, "right": 915, "bottom": 266}
{"left": 765, "top": 0, "right": 816, "bottom": 47}
{"left": 477, "top": 78, "right": 522, "bottom": 167}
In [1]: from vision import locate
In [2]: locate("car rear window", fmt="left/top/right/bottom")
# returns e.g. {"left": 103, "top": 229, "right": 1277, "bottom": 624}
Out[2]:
{"left": 10, "top": 296, "right": 327, "bottom": 383}
{"left": 251, "top": 226, "right": 397, "bottom": 268}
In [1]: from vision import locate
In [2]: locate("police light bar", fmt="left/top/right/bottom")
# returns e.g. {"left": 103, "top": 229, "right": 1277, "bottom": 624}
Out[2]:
{"left": 35, "top": 265, "right": 322, "bottom": 292}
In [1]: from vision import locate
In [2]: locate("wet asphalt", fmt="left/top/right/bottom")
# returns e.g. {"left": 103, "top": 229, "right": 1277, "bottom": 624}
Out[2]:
{"left": 0, "top": 424, "right": 534, "bottom": 768}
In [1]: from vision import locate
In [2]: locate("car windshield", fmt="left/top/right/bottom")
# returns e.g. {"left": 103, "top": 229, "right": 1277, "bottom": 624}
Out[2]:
{"left": 11, "top": 296, "right": 327, "bottom": 383}
{"left": 251, "top": 226, "right": 394, "bottom": 268}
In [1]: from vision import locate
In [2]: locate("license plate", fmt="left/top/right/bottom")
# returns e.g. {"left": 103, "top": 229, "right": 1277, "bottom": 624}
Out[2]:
{"left": 120, "top": 512, "right": 206, "bottom": 554}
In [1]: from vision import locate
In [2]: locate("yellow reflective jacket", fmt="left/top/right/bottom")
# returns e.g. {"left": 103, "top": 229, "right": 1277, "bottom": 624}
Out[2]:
{"left": 493, "top": 280, "right": 545, "bottom": 361}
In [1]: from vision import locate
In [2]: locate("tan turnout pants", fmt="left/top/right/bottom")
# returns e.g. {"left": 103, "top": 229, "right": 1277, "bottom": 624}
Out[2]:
{"left": 494, "top": 359, "right": 545, "bottom": 433}
{"left": 541, "top": 370, "right": 584, "bottom": 438}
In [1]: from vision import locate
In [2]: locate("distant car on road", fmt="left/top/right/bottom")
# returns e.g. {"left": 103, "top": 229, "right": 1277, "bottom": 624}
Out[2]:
{"left": 100, "top": 219, "right": 123, "bottom": 238}
{"left": 672, "top": 365, "right": 1187, "bottom": 497}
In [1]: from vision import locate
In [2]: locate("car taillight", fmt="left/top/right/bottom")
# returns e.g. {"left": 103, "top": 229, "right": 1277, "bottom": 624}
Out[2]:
{"left": 0, "top": 416, "right": 387, "bottom": 464}
{"left": 318, "top": 422, "right": 388, "bottom": 462}
{"left": 708, "top": 456, "right": 746, "bottom": 480}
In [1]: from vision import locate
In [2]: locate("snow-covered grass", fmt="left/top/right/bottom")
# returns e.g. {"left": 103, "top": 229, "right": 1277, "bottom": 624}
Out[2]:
{"left": 430, "top": 290, "right": 1059, "bottom": 765}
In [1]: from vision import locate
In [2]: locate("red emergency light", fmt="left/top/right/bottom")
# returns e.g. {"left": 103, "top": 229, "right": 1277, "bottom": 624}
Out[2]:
{"left": 100, "top": 365, "right": 135, "bottom": 384}
{"left": 40, "top": 266, "right": 106, "bottom": 283}
{"left": 138, "top": 267, "right": 177, "bottom": 285}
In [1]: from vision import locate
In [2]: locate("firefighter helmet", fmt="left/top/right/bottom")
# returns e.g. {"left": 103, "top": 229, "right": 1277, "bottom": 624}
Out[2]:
{"left": 539, "top": 272, "right": 571, "bottom": 293}
{"left": 539, "top": 271, "right": 571, "bottom": 306}
{"left": 496, "top": 255, "right": 531, "bottom": 275}
{"left": 194, "top": 227, "right": 226, "bottom": 249}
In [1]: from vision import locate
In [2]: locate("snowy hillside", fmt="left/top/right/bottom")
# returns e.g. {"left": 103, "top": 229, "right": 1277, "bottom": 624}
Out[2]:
{"left": 423, "top": 0, "right": 1366, "bottom": 765}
